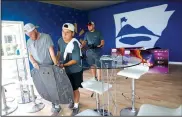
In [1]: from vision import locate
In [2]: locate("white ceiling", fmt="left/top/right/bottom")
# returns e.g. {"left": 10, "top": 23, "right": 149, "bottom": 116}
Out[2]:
{"left": 40, "top": 1, "right": 126, "bottom": 10}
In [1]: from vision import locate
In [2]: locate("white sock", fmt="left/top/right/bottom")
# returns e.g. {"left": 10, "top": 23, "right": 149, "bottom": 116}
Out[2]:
{"left": 74, "top": 103, "right": 79, "bottom": 108}
{"left": 55, "top": 104, "right": 60, "bottom": 108}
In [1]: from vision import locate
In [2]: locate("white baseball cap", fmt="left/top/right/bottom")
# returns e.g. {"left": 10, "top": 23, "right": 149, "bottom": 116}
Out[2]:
{"left": 24, "top": 23, "right": 39, "bottom": 34}
{"left": 62, "top": 23, "right": 75, "bottom": 32}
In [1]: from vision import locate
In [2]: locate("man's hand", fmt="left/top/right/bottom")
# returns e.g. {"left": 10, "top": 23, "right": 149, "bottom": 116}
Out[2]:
{"left": 55, "top": 63, "right": 60, "bottom": 67}
{"left": 59, "top": 64, "right": 64, "bottom": 68}
{"left": 97, "top": 44, "right": 103, "bottom": 48}
{"left": 97, "top": 40, "right": 104, "bottom": 48}
{"left": 33, "top": 62, "right": 39, "bottom": 69}
{"left": 80, "top": 44, "right": 84, "bottom": 49}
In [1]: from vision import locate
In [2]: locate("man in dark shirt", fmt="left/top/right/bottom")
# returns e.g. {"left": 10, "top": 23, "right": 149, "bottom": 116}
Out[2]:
{"left": 82, "top": 21, "right": 104, "bottom": 81}
{"left": 57, "top": 23, "right": 83, "bottom": 115}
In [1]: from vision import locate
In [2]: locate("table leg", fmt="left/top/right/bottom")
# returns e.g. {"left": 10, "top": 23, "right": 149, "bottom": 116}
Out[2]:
{"left": 120, "top": 79, "right": 137, "bottom": 116}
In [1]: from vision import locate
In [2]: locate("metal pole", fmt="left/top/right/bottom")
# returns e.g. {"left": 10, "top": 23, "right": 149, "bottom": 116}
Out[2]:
{"left": 106, "top": 63, "right": 110, "bottom": 115}
{"left": 96, "top": 60, "right": 100, "bottom": 113}
{"left": 22, "top": 57, "right": 31, "bottom": 102}
{"left": 114, "top": 67, "right": 117, "bottom": 115}
{"left": 131, "top": 79, "right": 136, "bottom": 112}
{"left": 27, "top": 85, "right": 45, "bottom": 113}
{"left": 1, "top": 86, "right": 18, "bottom": 116}
{"left": 16, "top": 58, "right": 25, "bottom": 103}
{"left": 2, "top": 86, "right": 8, "bottom": 109}
{"left": 101, "top": 60, "right": 104, "bottom": 116}
{"left": 30, "top": 85, "right": 36, "bottom": 105}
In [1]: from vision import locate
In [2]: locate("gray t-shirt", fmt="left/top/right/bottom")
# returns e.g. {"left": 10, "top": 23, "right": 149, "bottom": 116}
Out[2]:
{"left": 84, "top": 30, "right": 103, "bottom": 46}
{"left": 58, "top": 38, "right": 82, "bottom": 74}
{"left": 27, "top": 33, "right": 54, "bottom": 65}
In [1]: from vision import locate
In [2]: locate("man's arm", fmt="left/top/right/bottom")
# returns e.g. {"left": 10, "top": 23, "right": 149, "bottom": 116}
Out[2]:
{"left": 49, "top": 46, "right": 58, "bottom": 65}
{"left": 27, "top": 40, "right": 39, "bottom": 69}
{"left": 29, "top": 53, "right": 37, "bottom": 64}
{"left": 81, "top": 33, "right": 87, "bottom": 48}
{"left": 57, "top": 41, "right": 61, "bottom": 62}
{"left": 46, "top": 34, "right": 58, "bottom": 65}
{"left": 29, "top": 53, "right": 39, "bottom": 69}
{"left": 63, "top": 60, "right": 77, "bottom": 67}
{"left": 97, "top": 32, "right": 104, "bottom": 48}
{"left": 81, "top": 40, "right": 87, "bottom": 48}
{"left": 100, "top": 40, "right": 105, "bottom": 47}
{"left": 57, "top": 51, "right": 61, "bottom": 62}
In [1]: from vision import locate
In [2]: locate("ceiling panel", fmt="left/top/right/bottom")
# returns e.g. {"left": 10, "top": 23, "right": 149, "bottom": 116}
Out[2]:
{"left": 40, "top": 1, "right": 126, "bottom": 10}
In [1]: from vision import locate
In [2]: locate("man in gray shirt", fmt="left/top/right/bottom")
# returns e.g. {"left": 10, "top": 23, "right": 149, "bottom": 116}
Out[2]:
{"left": 57, "top": 23, "right": 83, "bottom": 116}
{"left": 24, "top": 23, "right": 60, "bottom": 114}
{"left": 82, "top": 21, "right": 104, "bottom": 81}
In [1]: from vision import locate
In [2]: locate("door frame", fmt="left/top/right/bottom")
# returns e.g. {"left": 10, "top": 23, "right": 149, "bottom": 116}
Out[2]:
{"left": 2, "top": 20, "right": 31, "bottom": 76}
{"left": 2, "top": 20, "right": 27, "bottom": 51}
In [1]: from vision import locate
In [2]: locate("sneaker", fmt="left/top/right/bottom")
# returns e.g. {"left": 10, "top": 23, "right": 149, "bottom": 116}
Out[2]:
{"left": 51, "top": 111, "right": 59, "bottom": 116}
{"left": 68, "top": 102, "right": 74, "bottom": 109}
{"left": 51, "top": 103, "right": 55, "bottom": 113}
{"left": 51, "top": 107, "right": 61, "bottom": 116}
{"left": 51, "top": 104, "right": 61, "bottom": 113}
{"left": 72, "top": 106, "right": 80, "bottom": 116}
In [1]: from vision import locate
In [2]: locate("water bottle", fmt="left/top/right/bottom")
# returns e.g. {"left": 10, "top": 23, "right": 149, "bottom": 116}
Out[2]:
{"left": 111, "top": 49, "right": 117, "bottom": 68}
{"left": 125, "top": 50, "right": 131, "bottom": 64}
{"left": 111, "top": 49, "right": 117, "bottom": 58}
{"left": 16, "top": 49, "right": 20, "bottom": 55}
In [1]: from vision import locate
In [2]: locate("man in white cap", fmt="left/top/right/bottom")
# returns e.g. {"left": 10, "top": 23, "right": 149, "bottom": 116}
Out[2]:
{"left": 24, "top": 23, "right": 60, "bottom": 114}
{"left": 57, "top": 23, "right": 83, "bottom": 115}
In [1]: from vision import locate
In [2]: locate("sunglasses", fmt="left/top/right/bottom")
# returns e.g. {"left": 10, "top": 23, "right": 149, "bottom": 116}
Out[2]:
{"left": 63, "top": 24, "right": 68, "bottom": 28}
{"left": 88, "top": 22, "right": 92, "bottom": 25}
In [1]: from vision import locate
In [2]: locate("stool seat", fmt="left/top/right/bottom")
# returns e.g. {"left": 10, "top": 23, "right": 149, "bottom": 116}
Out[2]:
{"left": 2, "top": 81, "right": 15, "bottom": 86}
{"left": 117, "top": 64, "right": 149, "bottom": 79}
{"left": 137, "top": 104, "right": 182, "bottom": 116}
{"left": 81, "top": 80, "right": 112, "bottom": 95}
{"left": 76, "top": 109, "right": 101, "bottom": 116}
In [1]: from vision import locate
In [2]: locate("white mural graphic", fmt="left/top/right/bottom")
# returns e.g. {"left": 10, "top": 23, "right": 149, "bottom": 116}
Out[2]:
{"left": 113, "top": 4, "right": 175, "bottom": 48}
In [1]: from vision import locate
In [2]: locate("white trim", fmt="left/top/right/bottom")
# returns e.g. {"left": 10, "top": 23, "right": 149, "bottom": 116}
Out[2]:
{"left": 169, "top": 61, "right": 182, "bottom": 65}
{"left": 2, "top": 20, "right": 27, "bottom": 50}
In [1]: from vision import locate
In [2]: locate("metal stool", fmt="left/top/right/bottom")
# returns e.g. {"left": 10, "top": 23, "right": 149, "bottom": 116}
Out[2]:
{"left": 1, "top": 82, "right": 18, "bottom": 116}
{"left": 26, "top": 84, "right": 45, "bottom": 113}
{"left": 18, "top": 78, "right": 45, "bottom": 113}
{"left": 117, "top": 64, "right": 149, "bottom": 116}
{"left": 81, "top": 78, "right": 112, "bottom": 116}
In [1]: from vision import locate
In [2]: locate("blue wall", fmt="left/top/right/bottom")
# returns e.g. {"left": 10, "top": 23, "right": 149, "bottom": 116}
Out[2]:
{"left": 2, "top": 0, "right": 88, "bottom": 68}
{"left": 88, "top": 1, "right": 182, "bottom": 62}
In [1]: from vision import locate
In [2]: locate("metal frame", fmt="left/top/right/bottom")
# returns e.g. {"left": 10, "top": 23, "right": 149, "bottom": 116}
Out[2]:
{"left": 120, "top": 78, "right": 138, "bottom": 116}
{"left": 1, "top": 86, "right": 18, "bottom": 116}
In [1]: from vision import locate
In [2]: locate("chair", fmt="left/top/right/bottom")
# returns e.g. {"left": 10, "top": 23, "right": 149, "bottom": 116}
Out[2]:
{"left": 81, "top": 78, "right": 112, "bottom": 116}
{"left": 81, "top": 78, "right": 112, "bottom": 95}
{"left": 117, "top": 64, "right": 149, "bottom": 116}
{"left": 137, "top": 104, "right": 182, "bottom": 116}
{"left": 76, "top": 109, "right": 101, "bottom": 116}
